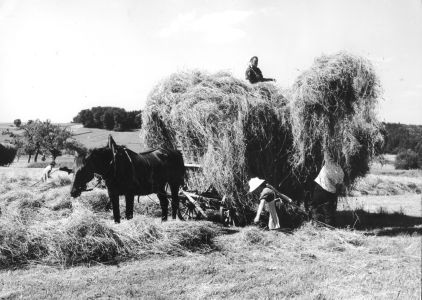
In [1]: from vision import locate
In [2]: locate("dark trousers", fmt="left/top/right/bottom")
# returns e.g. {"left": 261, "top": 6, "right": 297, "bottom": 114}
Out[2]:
{"left": 310, "top": 183, "right": 337, "bottom": 226}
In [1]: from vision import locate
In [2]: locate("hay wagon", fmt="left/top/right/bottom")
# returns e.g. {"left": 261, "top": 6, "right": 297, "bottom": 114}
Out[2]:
{"left": 174, "top": 143, "right": 237, "bottom": 225}
{"left": 174, "top": 162, "right": 235, "bottom": 226}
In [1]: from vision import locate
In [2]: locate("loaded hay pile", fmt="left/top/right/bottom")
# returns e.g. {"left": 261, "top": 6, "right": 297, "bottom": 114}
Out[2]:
{"left": 290, "top": 52, "right": 383, "bottom": 187}
{"left": 141, "top": 52, "right": 383, "bottom": 223}
{"left": 141, "top": 71, "right": 293, "bottom": 220}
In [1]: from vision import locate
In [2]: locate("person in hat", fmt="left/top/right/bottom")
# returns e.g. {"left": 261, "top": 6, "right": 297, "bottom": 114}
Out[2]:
{"left": 245, "top": 56, "right": 276, "bottom": 84}
{"left": 248, "top": 177, "right": 291, "bottom": 230}
{"left": 310, "top": 151, "right": 345, "bottom": 226}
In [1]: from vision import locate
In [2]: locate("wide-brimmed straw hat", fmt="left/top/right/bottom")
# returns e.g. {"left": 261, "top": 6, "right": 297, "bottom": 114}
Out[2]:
{"left": 248, "top": 177, "right": 265, "bottom": 193}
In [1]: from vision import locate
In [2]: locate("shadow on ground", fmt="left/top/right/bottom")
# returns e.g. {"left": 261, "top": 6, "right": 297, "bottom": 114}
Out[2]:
{"left": 337, "top": 209, "right": 422, "bottom": 236}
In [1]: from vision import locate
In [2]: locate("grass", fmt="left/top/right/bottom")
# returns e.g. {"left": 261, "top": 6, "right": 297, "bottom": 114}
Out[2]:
{"left": 350, "top": 157, "right": 422, "bottom": 196}
{"left": 69, "top": 124, "right": 144, "bottom": 152}
{"left": 0, "top": 224, "right": 419, "bottom": 299}
{"left": 0, "top": 158, "right": 421, "bottom": 299}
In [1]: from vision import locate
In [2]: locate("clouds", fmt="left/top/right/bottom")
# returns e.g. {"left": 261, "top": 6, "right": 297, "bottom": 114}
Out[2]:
{"left": 158, "top": 10, "right": 252, "bottom": 43}
{"left": 1, "top": 0, "right": 421, "bottom": 124}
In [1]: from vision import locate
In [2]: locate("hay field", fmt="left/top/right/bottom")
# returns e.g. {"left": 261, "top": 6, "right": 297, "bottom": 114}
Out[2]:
{"left": 0, "top": 157, "right": 420, "bottom": 299}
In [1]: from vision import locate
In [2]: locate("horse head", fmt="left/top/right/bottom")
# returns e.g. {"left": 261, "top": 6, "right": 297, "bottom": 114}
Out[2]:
{"left": 70, "top": 153, "right": 94, "bottom": 198}
{"left": 70, "top": 148, "right": 112, "bottom": 198}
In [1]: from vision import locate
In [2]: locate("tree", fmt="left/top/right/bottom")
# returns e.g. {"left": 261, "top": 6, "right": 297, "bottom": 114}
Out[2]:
{"left": 102, "top": 111, "right": 115, "bottom": 130}
{"left": 18, "top": 120, "right": 73, "bottom": 162}
{"left": 113, "top": 109, "right": 127, "bottom": 131}
{"left": 20, "top": 120, "right": 41, "bottom": 162}
{"left": 134, "top": 112, "right": 142, "bottom": 129}
{"left": 73, "top": 107, "right": 142, "bottom": 131}
{"left": 14, "top": 119, "right": 21, "bottom": 127}
{"left": 74, "top": 109, "right": 95, "bottom": 127}
{"left": 383, "top": 123, "right": 422, "bottom": 154}
{"left": 93, "top": 108, "right": 104, "bottom": 129}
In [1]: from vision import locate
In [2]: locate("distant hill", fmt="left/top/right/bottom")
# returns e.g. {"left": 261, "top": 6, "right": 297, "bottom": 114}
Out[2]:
{"left": 69, "top": 124, "right": 144, "bottom": 152}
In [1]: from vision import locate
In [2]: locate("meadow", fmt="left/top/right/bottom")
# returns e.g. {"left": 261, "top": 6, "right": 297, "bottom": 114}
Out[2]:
{"left": 0, "top": 154, "right": 420, "bottom": 299}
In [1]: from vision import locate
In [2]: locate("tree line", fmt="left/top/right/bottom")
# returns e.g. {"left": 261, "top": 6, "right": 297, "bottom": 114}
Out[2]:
{"left": 382, "top": 122, "right": 422, "bottom": 154}
{"left": 382, "top": 122, "right": 422, "bottom": 169}
{"left": 72, "top": 107, "right": 142, "bottom": 131}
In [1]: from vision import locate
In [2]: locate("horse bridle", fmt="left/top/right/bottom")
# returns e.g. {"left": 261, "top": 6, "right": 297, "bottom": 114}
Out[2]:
{"left": 73, "top": 154, "right": 113, "bottom": 195}
{"left": 74, "top": 146, "right": 139, "bottom": 195}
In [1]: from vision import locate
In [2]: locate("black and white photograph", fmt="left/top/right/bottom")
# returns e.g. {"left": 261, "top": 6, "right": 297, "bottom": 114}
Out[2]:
{"left": 0, "top": 0, "right": 421, "bottom": 298}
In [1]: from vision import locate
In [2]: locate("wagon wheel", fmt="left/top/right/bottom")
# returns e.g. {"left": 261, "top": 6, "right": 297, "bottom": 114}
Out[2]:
{"left": 179, "top": 198, "right": 202, "bottom": 220}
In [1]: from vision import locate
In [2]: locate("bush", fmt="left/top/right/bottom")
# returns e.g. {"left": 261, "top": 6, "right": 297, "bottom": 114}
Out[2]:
{"left": 14, "top": 119, "right": 21, "bottom": 127}
{"left": 394, "top": 150, "right": 419, "bottom": 170}
{"left": 0, "top": 143, "right": 17, "bottom": 166}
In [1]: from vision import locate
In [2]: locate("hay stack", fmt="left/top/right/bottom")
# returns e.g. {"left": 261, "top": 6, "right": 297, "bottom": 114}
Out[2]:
{"left": 290, "top": 52, "right": 383, "bottom": 186}
{"left": 141, "top": 53, "right": 383, "bottom": 221}
{"left": 141, "top": 71, "right": 292, "bottom": 214}
{"left": 0, "top": 143, "right": 17, "bottom": 166}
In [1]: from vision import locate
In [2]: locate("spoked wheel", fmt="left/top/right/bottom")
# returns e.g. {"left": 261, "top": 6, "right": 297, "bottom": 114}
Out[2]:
{"left": 179, "top": 198, "right": 202, "bottom": 220}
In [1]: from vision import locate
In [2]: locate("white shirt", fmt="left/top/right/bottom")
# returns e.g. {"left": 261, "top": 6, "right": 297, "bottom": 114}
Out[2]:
{"left": 314, "top": 158, "right": 344, "bottom": 193}
{"left": 42, "top": 165, "right": 53, "bottom": 180}
{"left": 266, "top": 199, "right": 280, "bottom": 230}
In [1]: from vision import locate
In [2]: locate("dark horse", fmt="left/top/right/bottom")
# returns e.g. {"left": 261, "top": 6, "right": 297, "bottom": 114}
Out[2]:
{"left": 70, "top": 136, "right": 185, "bottom": 223}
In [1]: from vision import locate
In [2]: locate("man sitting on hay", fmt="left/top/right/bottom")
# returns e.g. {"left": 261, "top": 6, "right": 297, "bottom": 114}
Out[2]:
{"left": 245, "top": 56, "right": 276, "bottom": 84}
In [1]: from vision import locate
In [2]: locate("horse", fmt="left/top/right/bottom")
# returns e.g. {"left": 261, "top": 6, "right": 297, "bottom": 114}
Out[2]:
{"left": 70, "top": 136, "right": 185, "bottom": 223}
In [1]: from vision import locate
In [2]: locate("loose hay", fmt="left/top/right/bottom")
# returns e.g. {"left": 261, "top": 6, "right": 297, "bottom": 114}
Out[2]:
{"left": 0, "top": 174, "right": 223, "bottom": 268}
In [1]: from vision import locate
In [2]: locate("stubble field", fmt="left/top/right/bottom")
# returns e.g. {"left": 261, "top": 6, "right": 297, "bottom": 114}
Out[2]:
{"left": 0, "top": 155, "right": 421, "bottom": 299}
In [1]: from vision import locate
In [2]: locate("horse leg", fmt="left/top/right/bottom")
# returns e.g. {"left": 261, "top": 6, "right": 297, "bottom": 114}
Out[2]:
{"left": 108, "top": 187, "right": 120, "bottom": 223}
{"left": 170, "top": 183, "right": 183, "bottom": 221}
{"left": 157, "top": 188, "right": 169, "bottom": 221}
{"left": 125, "top": 194, "right": 134, "bottom": 220}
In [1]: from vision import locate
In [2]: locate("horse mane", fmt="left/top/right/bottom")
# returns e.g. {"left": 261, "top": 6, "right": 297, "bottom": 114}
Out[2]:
{"left": 138, "top": 148, "right": 161, "bottom": 155}
{"left": 75, "top": 147, "right": 112, "bottom": 168}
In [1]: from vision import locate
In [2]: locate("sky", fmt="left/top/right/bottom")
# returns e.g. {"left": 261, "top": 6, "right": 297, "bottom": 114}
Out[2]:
{"left": 0, "top": 0, "right": 421, "bottom": 124}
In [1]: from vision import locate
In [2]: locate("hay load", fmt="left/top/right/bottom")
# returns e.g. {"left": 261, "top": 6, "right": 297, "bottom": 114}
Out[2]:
{"left": 290, "top": 52, "right": 383, "bottom": 186}
{"left": 141, "top": 71, "right": 292, "bottom": 214}
{"left": 141, "top": 52, "right": 383, "bottom": 221}
{"left": 0, "top": 143, "right": 17, "bottom": 166}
